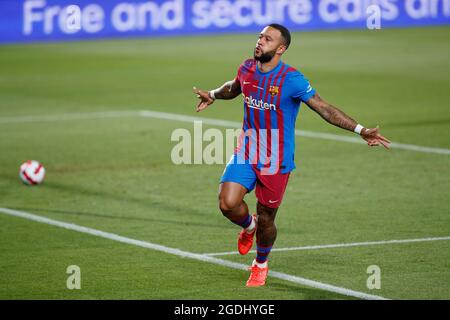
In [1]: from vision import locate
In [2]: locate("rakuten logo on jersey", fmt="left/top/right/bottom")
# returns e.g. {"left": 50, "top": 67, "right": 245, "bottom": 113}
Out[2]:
{"left": 244, "top": 95, "right": 276, "bottom": 111}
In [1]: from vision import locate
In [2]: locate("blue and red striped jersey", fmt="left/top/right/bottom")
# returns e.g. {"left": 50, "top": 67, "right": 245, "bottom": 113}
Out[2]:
{"left": 235, "top": 59, "right": 316, "bottom": 175}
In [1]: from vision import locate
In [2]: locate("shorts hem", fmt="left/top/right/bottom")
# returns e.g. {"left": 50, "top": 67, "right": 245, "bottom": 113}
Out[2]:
{"left": 220, "top": 179, "right": 253, "bottom": 193}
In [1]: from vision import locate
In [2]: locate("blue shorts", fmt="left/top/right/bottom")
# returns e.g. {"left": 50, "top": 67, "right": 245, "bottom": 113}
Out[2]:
{"left": 220, "top": 155, "right": 257, "bottom": 192}
{"left": 220, "top": 155, "right": 291, "bottom": 208}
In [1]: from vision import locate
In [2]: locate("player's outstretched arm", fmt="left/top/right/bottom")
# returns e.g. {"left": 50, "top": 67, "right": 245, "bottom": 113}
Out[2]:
{"left": 306, "top": 92, "right": 391, "bottom": 149}
{"left": 192, "top": 79, "right": 242, "bottom": 112}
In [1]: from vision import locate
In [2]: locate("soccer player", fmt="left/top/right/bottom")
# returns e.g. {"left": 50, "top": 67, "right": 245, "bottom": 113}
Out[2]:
{"left": 193, "top": 24, "right": 390, "bottom": 287}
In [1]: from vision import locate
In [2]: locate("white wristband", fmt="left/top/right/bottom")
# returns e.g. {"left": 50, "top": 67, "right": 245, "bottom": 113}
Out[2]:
{"left": 209, "top": 90, "right": 217, "bottom": 100}
{"left": 354, "top": 124, "right": 364, "bottom": 135}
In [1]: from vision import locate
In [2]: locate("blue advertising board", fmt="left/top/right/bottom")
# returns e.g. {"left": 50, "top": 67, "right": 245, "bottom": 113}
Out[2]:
{"left": 1, "top": 0, "right": 449, "bottom": 43}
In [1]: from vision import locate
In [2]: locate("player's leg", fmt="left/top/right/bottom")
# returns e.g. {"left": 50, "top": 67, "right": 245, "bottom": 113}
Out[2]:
{"left": 246, "top": 170, "right": 290, "bottom": 287}
{"left": 219, "top": 182, "right": 258, "bottom": 255}
{"left": 219, "top": 155, "right": 258, "bottom": 254}
{"left": 255, "top": 201, "right": 278, "bottom": 265}
{"left": 218, "top": 182, "right": 249, "bottom": 224}
{"left": 245, "top": 202, "right": 278, "bottom": 287}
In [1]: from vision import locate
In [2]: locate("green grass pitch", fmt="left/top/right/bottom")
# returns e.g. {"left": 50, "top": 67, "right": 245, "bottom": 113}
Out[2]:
{"left": 0, "top": 26, "right": 449, "bottom": 299}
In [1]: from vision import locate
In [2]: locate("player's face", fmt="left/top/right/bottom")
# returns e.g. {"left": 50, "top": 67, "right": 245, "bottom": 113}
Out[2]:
{"left": 254, "top": 27, "right": 285, "bottom": 63}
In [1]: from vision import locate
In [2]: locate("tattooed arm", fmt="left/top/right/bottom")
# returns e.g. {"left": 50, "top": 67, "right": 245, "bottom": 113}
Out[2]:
{"left": 211, "top": 79, "right": 242, "bottom": 100}
{"left": 306, "top": 92, "right": 358, "bottom": 131}
{"left": 306, "top": 92, "right": 391, "bottom": 148}
{"left": 192, "top": 79, "right": 241, "bottom": 112}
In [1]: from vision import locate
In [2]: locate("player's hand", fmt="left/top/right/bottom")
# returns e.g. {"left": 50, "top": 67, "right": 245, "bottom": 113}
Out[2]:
{"left": 361, "top": 126, "right": 391, "bottom": 149}
{"left": 193, "top": 86, "right": 214, "bottom": 112}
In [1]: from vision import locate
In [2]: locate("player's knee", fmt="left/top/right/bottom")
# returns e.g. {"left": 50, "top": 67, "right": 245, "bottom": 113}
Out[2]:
{"left": 219, "top": 196, "right": 240, "bottom": 216}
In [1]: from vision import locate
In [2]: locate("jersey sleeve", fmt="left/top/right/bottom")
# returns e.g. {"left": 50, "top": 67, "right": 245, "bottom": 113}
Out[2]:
{"left": 234, "top": 64, "right": 242, "bottom": 83}
{"left": 288, "top": 72, "right": 316, "bottom": 103}
{"left": 235, "top": 59, "right": 254, "bottom": 84}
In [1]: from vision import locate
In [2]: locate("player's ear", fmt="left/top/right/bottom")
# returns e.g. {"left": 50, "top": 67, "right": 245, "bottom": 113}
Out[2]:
{"left": 277, "top": 45, "right": 287, "bottom": 55}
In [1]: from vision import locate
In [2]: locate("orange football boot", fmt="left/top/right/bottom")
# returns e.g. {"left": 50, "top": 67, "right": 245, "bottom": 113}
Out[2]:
{"left": 237, "top": 215, "right": 257, "bottom": 255}
{"left": 246, "top": 264, "right": 269, "bottom": 287}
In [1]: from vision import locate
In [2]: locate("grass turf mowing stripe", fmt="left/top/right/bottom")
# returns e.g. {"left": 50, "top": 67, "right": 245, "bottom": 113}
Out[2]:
{"left": 0, "top": 110, "right": 449, "bottom": 155}
{"left": 0, "top": 207, "right": 388, "bottom": 300}
{"left": 203, "top": 236, "right": 450, "bottom": 256}
{"left": 0, "top": 111, "right": 139, "bottom": 123}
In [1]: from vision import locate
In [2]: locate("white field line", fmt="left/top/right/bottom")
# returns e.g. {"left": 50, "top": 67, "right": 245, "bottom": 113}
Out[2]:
{"left": 204, "top": 236, "right": 450, "bottom": 257}
{"left": 0, "top": 207, "right": 388, "bottom": 300}
{"left": 1, "top": 110, "right": 449, "bottom": 155}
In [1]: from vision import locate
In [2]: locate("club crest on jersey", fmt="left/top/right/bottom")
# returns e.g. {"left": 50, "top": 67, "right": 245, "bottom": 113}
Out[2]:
{"left": 269, "top": 86, "right": 279, "bottom": 96}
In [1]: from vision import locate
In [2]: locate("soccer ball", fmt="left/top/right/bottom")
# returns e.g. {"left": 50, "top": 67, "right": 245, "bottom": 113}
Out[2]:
{"left": 19, "top": 160, "right": 46, "bottom": 185}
